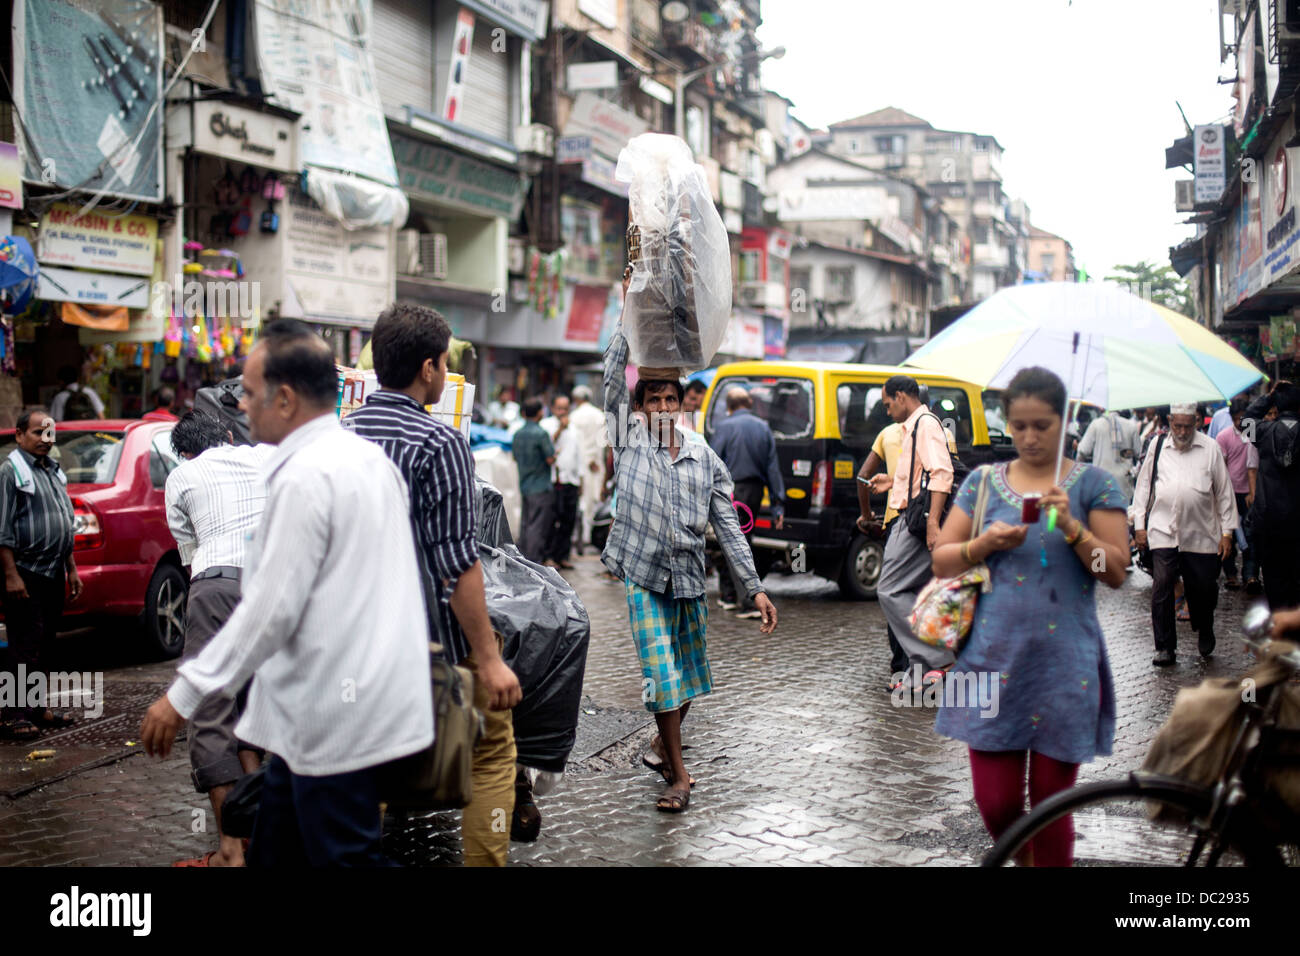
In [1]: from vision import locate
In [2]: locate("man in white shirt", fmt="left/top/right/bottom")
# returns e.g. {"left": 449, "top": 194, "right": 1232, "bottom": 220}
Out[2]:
{"left": 1132, "top": 402, "right": 1237, "bottom": 666}
{"left": 165, "top": 410, "right": 271, "bottom": 868}
{"left": 541, "top": 394, "right": 581, "bottom": 569}
{"left": 1077, "top": 409, "right": 1142, "bottom": 500}
{"left": 140, "top": 320, "right": 433, "bottom": 866}
{"left": 569, "top": 384, "right": 607, "bottom": 553}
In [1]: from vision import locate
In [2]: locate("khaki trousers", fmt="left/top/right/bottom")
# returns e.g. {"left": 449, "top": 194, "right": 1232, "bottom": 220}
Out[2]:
{"left": 461, "top": 643, "right": 517, "bottom": 867}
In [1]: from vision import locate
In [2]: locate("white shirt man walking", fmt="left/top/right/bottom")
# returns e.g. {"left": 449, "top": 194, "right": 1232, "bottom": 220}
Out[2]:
{"left": 1132, "top": 402, "right": 1237, "bottom": 666}
{"left": 1077, "top": 409, "right": 1142, "bottom": 500}
{"left": 140, "top": 320, "right": 433, "bottom": 866}
{"left": 569, "top": 384, "right": 607, "bottom": 553}
{"left": 165, "top": 411, "right": 271, "bottom": 867}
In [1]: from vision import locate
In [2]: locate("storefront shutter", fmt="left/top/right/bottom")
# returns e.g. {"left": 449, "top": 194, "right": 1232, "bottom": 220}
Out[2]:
{"left": 459, "top": 26, "right": 512, "bottom": 141}
{"left": 372, "top": 0, "right": 434, "bottom": 118}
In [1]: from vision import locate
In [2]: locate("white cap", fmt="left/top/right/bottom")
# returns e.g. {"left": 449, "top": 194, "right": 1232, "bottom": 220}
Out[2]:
{"left": 1169, "top": 402, "right": 1197, "bottom": 416}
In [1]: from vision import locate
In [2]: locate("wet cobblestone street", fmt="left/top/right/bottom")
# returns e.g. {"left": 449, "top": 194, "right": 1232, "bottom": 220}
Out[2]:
{"left": 0, "top": 556, "right": 1261, "bottom": 866}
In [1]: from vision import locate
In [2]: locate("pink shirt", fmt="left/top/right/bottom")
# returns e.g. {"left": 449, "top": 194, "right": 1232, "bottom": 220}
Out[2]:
{"left": 887, "top": 404, "right": 955, "bottom": 513}
{"left": 1215, "top": 425, "right": 1258, "bottom": 495}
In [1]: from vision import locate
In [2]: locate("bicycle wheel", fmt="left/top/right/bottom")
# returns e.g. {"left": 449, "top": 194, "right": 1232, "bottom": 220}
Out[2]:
{"left": 982, "top": 776, "right": 1270, "bottom": 867}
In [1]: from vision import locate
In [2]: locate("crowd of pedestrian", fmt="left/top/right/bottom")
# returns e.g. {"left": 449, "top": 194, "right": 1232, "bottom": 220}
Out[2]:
{"left": 4, "top": 292, "right": 1299, "bottom": 868}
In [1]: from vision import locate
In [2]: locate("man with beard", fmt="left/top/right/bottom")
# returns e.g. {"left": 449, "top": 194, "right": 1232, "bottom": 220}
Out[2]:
{"left": 1132, "top": 403, "right": 1236, "bottom": 665}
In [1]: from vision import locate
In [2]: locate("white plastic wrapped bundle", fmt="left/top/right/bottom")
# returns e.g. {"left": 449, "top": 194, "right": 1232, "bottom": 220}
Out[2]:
{"left": 615, "top": 133, "right": 732, "bottom": 372}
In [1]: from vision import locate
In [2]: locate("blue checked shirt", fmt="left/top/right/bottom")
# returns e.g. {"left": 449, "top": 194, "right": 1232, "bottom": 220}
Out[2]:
{"left": 601, "top": 327, "right": 762, "bottom": 600}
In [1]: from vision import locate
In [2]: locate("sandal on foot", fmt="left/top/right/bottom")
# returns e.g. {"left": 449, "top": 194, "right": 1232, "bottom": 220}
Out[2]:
{"left": 1175, "top": 597, "right": 1190, "bottom": 622}
{"left": 1, "top": 719, "right": 41, "bottom": 741}
{"left": 172, "top": 851, "right": 218, "bottom": 867}
{"left": 643, "top": 736, "right": 695, "bottom": 786}
{"left": 656, "top": 784, "right": 690, "bottom": 813}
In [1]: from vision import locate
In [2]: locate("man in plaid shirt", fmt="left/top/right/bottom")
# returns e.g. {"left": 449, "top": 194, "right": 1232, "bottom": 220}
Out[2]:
{"left": 602, "top": 323, "right": 778, "bottom": 813}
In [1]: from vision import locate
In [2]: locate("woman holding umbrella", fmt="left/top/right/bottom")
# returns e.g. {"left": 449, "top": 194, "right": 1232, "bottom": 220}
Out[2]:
{"left": 930, "top": 367, "right": 1131, "bottom": 866}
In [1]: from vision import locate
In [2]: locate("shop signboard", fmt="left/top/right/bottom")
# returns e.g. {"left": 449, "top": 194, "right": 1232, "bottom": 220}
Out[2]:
{"left": 36, "top": 266, "right": 150, "bottom": 309}
{"left": 193, "top": 101, "right": 299, "bottom": 174}
{"left": 12, "top": 0, "right": 164, "bottom": 202}
{"left": 565, "top": 284, "right": 607, "bottom": 344}
{"left": 1261, "top": 120, "right": 1300, "bottom": 289}
{"left": 0, "top": 143, "right": 22, "bottom": 210}
{"left": 391, "top": 134, "right": 526, "bottom": 219}
{"left": 581, "top": 154, "right": 628, "bottom": 197}
{"left": 556, "top": 136, "right": 593, "bottom": 164}
{"left": 1193, "top": 125, "right": 1226, "bottom": 205}
{"left": 577, "top": 0, "right": 618, "bottom": 30}
{"left": 467, "top": 0, "right": 549, "bottom": 41}
{"left": 252, "top": 0, "right": 399, "bottom": 187}
{"left": 567, "top": 62, "right": 619, "bottom": 91}
{"left": 564, "top": 92, "right": 649, "bottom": 162}
{"left": 282, "top": 188, "right": 393, "bottom": 326}
{"left": 1236, "top": 176, "right": 1264, "bottom": 302}
{"left": 37, "top": 203, "right": 158, "bottom": 277}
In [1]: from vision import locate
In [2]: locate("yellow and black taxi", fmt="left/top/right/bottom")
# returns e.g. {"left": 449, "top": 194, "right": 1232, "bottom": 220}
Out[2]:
{"left": 701, "top": 360, "right": 1014, "bottom": 600}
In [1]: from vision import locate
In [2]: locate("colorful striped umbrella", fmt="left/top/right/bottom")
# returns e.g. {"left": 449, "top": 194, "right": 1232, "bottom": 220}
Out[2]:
{"left": 905, "top": 282, "right": 1263, "bottom": 411}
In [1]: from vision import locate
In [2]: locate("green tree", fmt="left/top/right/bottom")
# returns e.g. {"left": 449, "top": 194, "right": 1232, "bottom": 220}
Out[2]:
{"left": 1104, "top": 260, "right": 1196, "bottom": 318}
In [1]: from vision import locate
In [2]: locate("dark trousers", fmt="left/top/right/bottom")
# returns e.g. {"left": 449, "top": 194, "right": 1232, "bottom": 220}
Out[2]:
{"left": 714, "top": 478, "right": 763, "bottom": 610}
{"left": 183, "top": 576, "right": 260, "bottom": 792}
{"left": 246, "top": 755, "right": 391, "bottom": 867}
{"left": 518, "top": 490, "right": 555, "bottom": 564}
{"left": 1255, "top": 532, "right": 1300, "bottom": 612}
{"left": 1151, "top": 548, "right": 1219, "bottom": 653}
{"left": 0, "top": 566, "right": 65, "bottom": 722}
{"left": 547, "top": 483, "right": 580, "bottom": 563}
{"left": 1221, "top": 493, "right": 1257, "bottom": 582}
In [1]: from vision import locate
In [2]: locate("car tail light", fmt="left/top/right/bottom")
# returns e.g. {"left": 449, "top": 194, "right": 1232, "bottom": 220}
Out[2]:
{"left": 71, "top": 498, "right": 103, "bottom": 550}
{"left": 811, "top": 460, "right": 833, "bottom": 508}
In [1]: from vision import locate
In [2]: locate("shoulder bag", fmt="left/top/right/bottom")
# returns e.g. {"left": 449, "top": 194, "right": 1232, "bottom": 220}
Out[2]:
{"left": 909, "top": 465, "right": 993, "bottom": 654}
{"left": 1137, "top": 433, "right": 1166, "bottom": 573}
{"left": 378, "top": 641, "right": 483, "bottom": 811}
{"left": 903, "top": 412, "right": 952, "bottom": 540}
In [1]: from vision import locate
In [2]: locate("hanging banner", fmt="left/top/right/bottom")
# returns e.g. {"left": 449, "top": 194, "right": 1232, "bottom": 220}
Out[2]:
{"left": 1193, "top": 125, "right": 1226, "bottom": 205}
{"left": 12, "top": 0, "right": 164, "bottom": 202}
{"left": 443, "top": 9, "right": 476, "bottom": 125}
{"left": 252, "top": 0, "right": 399, "bottom": 187}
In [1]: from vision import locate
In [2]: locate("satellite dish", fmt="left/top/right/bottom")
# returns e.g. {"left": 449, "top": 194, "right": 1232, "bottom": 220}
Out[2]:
{"left": 661, "top": 1, "right": 690, "bottom": 23}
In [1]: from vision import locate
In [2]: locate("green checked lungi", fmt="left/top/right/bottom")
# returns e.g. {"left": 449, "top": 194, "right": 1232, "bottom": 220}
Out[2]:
{"left": 624, "top": 580, "right": 712, "bottom": 713}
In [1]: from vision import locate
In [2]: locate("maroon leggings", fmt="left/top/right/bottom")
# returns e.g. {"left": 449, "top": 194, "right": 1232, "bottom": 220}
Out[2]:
{"left": 969, "top": 748, "right": 1080, "bottom": 866}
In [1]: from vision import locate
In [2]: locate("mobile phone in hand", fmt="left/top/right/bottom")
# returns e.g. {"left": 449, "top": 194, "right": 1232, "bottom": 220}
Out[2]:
{"left": 1021, "top": 492, "right": 1043, "bottom": 524}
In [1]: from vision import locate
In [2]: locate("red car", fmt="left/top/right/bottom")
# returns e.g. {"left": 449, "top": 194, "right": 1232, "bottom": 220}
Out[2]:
{"left": 0, "top": 419, "right": 188, "bottom": 659}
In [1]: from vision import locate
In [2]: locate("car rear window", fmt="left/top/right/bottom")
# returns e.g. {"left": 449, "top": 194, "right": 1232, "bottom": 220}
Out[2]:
{"left": 705, "top": 376, "right": 814, "bottom": 440}
{"left": 0, "top": 431, "right": 125, "bottom": 484}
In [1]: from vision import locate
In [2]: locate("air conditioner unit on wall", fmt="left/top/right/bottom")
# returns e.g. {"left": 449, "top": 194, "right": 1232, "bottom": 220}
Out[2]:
{"left": 420, "top": 234, "right": 448, "bottom": 280}
{"left": 397, "top": 229, "right": 421, "bottom": 275}
{"left": 1175, "top": 180, "right": 1196, "bottom": 212}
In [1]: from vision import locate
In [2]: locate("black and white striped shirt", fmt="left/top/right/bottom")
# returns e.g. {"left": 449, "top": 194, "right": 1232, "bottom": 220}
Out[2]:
{"left": 165, "top": 444, "right": 272, "bottom": 575}
{"left": 0, "top": 449, "right": 75, "bottom": 579}
{"left": 343, "top": 390, "right": 479, "bottom": 664}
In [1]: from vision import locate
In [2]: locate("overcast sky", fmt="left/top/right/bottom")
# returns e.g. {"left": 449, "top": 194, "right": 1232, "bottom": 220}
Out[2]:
{"left": 757, "top": 0, "right": 1232, "bottom": 278}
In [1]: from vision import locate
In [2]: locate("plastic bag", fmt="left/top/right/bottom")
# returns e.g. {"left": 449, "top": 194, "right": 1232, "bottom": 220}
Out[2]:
{"left": 616, "top": 133, "right": 732, "bottom": 371}
{"left": 474, "top": 477, "right": 589, "bottom": 773}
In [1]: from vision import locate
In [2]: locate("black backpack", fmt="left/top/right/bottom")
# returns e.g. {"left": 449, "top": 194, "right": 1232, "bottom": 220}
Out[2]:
{"left": 194, "top": 377, "right": 252, "bottom": 445}
{"left": 63, "top": 387, "right": 98, "bottom": 421}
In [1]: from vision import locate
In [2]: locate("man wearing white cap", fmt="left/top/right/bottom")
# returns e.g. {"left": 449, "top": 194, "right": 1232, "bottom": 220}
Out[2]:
{"left": 1131, "top": 402, "right": 1237, "bottom": 665}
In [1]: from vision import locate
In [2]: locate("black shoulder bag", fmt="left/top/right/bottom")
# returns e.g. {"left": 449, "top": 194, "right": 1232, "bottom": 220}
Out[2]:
{"left": 903, "top": 412, "right": 950, "bottom": 541}
{"left": 1137, "top": 432, "right": 1166, "bottom": 573}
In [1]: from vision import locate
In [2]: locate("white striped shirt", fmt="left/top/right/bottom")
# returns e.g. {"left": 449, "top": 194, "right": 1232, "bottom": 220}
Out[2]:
{"left": 164, "top": 443, "right": 272, "bottom": 575}
{"left": 167, "top": 414, "right": 434, "bottom": 776}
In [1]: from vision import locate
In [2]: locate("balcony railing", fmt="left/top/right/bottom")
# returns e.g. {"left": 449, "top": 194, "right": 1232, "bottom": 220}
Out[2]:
{"left": 661, "top": 21, "right": 715, "bottom": 63}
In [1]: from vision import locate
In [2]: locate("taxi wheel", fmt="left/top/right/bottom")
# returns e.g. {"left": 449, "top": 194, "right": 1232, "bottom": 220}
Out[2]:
{"left": 838, "top": 533, "right": 884, "bottom": 601}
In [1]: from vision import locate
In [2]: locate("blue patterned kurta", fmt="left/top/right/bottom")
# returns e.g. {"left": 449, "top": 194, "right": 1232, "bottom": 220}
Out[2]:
{"left": 934, "top": 462, "right": 1129, "bottom": 764}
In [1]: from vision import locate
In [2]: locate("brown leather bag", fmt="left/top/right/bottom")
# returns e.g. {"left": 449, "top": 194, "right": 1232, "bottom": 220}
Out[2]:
{"left": 1142, "top": 642, "right": 1300, "bottom": 829}
{"left": 378, "top": 643, "right": 483, "bottom": 811}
